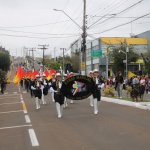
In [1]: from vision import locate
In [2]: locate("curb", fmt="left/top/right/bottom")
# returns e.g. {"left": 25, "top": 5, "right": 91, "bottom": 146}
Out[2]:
{"left": 101, "top": 97, "right": 150, "bottom": 110}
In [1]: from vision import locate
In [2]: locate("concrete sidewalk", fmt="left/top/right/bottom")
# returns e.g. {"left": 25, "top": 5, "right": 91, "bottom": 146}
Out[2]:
{"left": 101, "top": 97, "right": 150, "bottom": 110}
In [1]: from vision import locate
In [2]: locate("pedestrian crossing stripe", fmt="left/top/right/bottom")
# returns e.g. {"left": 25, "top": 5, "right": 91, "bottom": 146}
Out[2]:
{"left": 22, "top": 91, "right": 27, "bottom": 93}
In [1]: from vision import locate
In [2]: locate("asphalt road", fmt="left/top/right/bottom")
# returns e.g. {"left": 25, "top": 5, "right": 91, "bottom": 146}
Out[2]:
{"left": 0, "top": 61, "right": 150, "bottom": 150}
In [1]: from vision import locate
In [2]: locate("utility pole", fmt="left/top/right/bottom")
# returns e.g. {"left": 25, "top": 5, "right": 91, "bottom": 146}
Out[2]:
{"left": 38, "top": 45, "right": 49, "bottom": 72}
{"left": 29, "top": 48, "right": 36, "bottom": 69}
{"left": 60, "top": 48, "right": 66, "bottom": 74}
{"left": 81, "top": 0, "right": 87, "bottom": 75}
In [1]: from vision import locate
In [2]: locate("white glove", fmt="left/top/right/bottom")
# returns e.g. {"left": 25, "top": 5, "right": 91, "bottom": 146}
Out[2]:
{"left": 98, "top": 83, "right": 104, "bottom": 89}
{"left": 31, "top": 86, "right": 36, "bottom": 90}
{"left": 40, "top": 85, "right": 44, "bottom": 90}
{"left": 44, "top": 82, "right": 47, "bottom": 86}
{"left": 49, "top": 82, "right": 52, "bottom": 86}
{"left": 50, "top": 87, "right": 57, "bottom": 93}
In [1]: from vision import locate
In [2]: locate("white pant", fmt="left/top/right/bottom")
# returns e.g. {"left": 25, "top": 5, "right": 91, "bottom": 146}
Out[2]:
{"left": 56, "top": 102, "right": 64, "bottom": 118}
{"left": 89, "top": 95, "right": 94, "bottom": 107}
{"left": 35, "top": 97, "right": 40, "bottom": 110}
{"left": 93, "top": 99, "right": 100, "bottom": 114}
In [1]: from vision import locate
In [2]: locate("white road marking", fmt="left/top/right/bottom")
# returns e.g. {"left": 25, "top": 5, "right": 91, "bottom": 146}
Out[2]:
{"left": 0, "top": 102, "right": 21, "bottom": 105}
{"left": 22, "top": 91, "right": 27, "bottom": 93}
{"left": 0, "top": 124, "right": 32, "bottom": 130}
{"left": 0, "top": 110, "right": 23, "bottom": 114}
{"left": 13, "top": 92, "right": 18, "bottom": 94}
{"left": 28, "top": 129, "right": 39, "bottom": 146}
{"left": 25, "top": 115, "right": 31, "bottom": 123}
{"left": 24, "top": 110, "right": 27, "bottom": 114}
{"left": 4, "top": 92, "right": 8, "bottom": 94}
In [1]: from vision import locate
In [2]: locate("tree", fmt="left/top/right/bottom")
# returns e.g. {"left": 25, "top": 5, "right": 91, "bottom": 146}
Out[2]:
{"left": 0, "top": 51, "right": 11, "bottom": 72}
{"left": 110, "top": 44, "right": 139, "bottom": 75}
{"left": 141, "top": 51, "right": 150, "bottom": 75}
{"left": 0, "top": 70, "right": 6, "bottom": 78}
{"left": 48, "top": 61, "right": 61, "bottom": 70}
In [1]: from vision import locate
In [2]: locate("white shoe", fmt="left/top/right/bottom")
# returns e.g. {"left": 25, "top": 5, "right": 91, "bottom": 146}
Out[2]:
{"left": 58, "top": 115, "right": 62, "bottom": 118}
{"left": 70, "top": 100, "right": 74, "bottom": 104}
{"left": 90, "top": 104, "right": 94, "bottom": 107}
{"left": 94, "top": 111, "right": 98, "bottom": 115}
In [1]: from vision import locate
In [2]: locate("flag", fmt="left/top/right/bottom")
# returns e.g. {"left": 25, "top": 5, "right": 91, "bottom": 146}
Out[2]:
{"left": 44, "top": 69, "right": 49, "bottom": 78}
{"left": 47, "top": 69, "right": 56, "bottom": 80}
{"left": 13, "top": 67, "right": 25, "bottom": 85}
{"left": 128, "top": 71, "right": 136, "bottom": 78}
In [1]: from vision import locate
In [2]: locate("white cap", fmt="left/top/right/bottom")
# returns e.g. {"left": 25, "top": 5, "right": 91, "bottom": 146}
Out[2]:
{"left": 93, "top": 69, "right": 99, "bottom": 73}
{"left": 89, "top": 71, "right": 93, "bottom": 74}
{"left": 52, "top": 73, "right": 55, "bottom": 76}
{"left": 36, "top": 74, "right": 40, "bottom": 78}
{"left": 70, "top": 72, "right": 74, "bottom": 75}
{"left": 64, "top": 74, "right": 67, "bottom": 77}
{"left": 55, "top": 73, "right": 61, "bottom": 76}
{"left": 42, "top": 73, "right": 46, "bottom": 77}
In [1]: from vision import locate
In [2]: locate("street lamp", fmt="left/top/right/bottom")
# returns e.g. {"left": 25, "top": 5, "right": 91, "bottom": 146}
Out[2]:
{"left": 54, "top": 5, "right": 86, "bottom": 75}
{"left": 119, "top": 47, "right": 129, "bottom": 79}
{"left": 53, "top": 9, "right": 82, "bottom": 29}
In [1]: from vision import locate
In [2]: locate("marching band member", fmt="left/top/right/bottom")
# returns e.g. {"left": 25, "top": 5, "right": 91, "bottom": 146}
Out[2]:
{"left": 50, "top": 73, "right": 64, "bottom": 118}
{"left": 31, "top": 75, "right": 44, "bottom": 110}
{"left": 41, "top": 74, "right": 49, "bottom": 105}
{"left": 63, "top": 74, "right": 68, "bottom": 108}
{"left": 88, "top": 71, "right": 94, "bottom": 107}
{"left": 69, "top": 72, "right": 74, "bottom": 104}
{"left": 49, "top": 73, "right": 56, "bottom": 102}
{"left": 92, "top": 69, "right": 104, "bottom": 115}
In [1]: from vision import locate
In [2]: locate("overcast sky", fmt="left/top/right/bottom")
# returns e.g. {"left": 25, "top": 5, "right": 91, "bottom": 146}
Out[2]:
{"left": 0, "top": 0, "right": 150, "bottom": 57}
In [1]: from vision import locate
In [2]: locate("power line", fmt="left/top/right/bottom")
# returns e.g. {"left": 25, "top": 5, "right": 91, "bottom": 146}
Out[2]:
{"left": 89, "top": 12, "right": 150, "bottom": 35}
{"left": 88, "top": 0, "right": 143, "bottom": 29}
{"left": 0, "top": 28, "right": 79, "bottom": 36}
{"left": 0, "top": 33, "right": 79, "bottom": 39}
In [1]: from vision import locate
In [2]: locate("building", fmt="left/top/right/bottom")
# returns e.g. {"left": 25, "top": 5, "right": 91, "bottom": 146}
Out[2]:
{"left": 85, "top": 37, "right": 148, "bottom": 77}
{"left": 137, "top": 30, "right": 150, "bottom": 50}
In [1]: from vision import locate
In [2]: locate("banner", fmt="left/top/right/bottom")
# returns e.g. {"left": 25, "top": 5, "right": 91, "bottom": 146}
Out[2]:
{"left": 61, "top": 75, "right": 95, "bottom": 100}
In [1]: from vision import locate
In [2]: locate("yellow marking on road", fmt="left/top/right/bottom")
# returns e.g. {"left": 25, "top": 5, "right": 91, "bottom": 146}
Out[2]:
{"left": 22, "top": 101, "right": 27, "bottom": 111}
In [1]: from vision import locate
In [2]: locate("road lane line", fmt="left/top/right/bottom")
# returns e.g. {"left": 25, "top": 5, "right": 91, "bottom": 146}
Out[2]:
{"left": 13, "top": 92, "right": 18, "bottom": 94}
{"left": 0, "top": 124, "right": 32, "bottom": 130}
{"left": 0, "top": 102, "right": 21, "bottom": 105}
{"left": 25, "top": 115, "right": 31, "bottom": 123}
{"left": 0, "top": 110, "right": 24, "bottom": 114}
{"left": 21, "top": 101, "right": 27, "bottom": 111}
{"left": 28, "top": 129, "right": 39, "bottom": 146}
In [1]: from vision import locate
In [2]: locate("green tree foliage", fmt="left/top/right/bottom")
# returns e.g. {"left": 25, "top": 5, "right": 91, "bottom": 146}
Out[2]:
{"left": 45, "top": 52, "right": 79, "bottom": 72}
{"left": 111, "top": 45, "right": 139, "bottom": 75}
{"left": 141, "top": 51, "right": 150, "bottom": 75}
{"left": 0, "top": 70, "right": 6, "bottom": 78}
{"left": 0, "top": 51, "right": 10, "bottom": 72}
{"left": 48, "top": 61, "right": 61, "bottom": 70}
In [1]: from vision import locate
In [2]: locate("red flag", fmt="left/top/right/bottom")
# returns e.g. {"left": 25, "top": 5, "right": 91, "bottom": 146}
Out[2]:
{"left": 44, "top": 69, "right": 49, "bottom": 77}
{"left": 47, "top": 69, "right": 56, "bottom": 80}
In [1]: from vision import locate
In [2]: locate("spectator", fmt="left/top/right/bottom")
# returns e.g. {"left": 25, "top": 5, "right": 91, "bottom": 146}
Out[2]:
{"left": 115, "top": 71, "right": 124, "bottom": 98}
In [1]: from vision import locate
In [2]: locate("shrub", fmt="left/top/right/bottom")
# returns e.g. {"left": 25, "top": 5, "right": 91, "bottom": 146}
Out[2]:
{"left": 103, "top": 85, "right": 115, "bottom": 97}
{"left": 126, "top": 86, "right": 132, "bottom": 98}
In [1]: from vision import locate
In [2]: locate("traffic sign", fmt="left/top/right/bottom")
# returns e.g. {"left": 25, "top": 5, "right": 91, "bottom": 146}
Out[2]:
{"left": 91, "top": 50, "right": 102, "bottom": 57}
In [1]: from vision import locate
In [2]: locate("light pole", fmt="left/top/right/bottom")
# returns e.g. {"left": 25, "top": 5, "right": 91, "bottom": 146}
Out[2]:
{"left": 54, "top": 3, "right": 87, "bottom": 75}
{"left": 119, "top": 47, "right": 128, "bottom": 79}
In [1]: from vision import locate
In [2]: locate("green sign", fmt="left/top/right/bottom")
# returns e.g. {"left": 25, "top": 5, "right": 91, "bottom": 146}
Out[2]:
{"left": 91, "top": 50, "right": 102, "bottom": 57}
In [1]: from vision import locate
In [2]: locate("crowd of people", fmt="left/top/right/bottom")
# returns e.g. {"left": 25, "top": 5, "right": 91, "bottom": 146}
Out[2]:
{"left": 104, "top": 72, "right": 150, "bottom": 98}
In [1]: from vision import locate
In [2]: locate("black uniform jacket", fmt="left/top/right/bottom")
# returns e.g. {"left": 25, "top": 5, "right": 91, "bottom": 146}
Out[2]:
{"left": 93, "top": 77, "right": 104, "bottom": 101}
{"left": 51, "top": 80, "right": 64, "bottom": 105}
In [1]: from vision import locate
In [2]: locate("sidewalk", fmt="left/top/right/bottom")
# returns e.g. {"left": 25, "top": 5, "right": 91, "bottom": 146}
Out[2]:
{"left": 101, "top": 96, "right": 150, "bottom": 110}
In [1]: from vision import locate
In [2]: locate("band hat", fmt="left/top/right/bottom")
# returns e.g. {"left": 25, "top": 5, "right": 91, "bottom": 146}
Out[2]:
{"left": 64, "top": 74, "right": 68, "bottom": 77}
{"left": 52, "top": 73, "right": 55, "bottom": 76}
{"left": 93, "top": 69, "right": 99, "bottom": 73}
{"left": 70, "top": 72, "right": 74, "bottom": 75}
{"left": 42, "top": 73, "right": 46, "bottom": 77}
{"left": 36, "top": 74, "right": 40, "bottom": 78}
{"left": 56, "top": 73, "right": 61, "bottom": 76}
{"left": 89, "top": 71, "right": 93, "bottom": 74}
